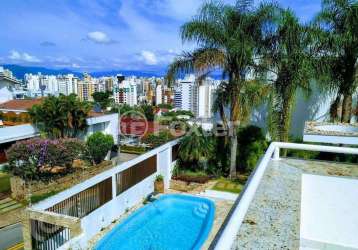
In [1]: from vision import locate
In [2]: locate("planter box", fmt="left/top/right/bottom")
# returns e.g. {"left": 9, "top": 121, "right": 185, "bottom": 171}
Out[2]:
{"left": 154, "top": 180, "right": 164, "bottom": 193}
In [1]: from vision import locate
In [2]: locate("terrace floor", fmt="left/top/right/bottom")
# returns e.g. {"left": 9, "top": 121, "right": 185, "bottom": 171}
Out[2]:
{"left": 233, "top": 158, "right": 358, "bottom": 250}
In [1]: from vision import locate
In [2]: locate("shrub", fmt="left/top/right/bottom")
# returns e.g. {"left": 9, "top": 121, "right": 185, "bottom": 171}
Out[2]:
{"left": 86, "top": 132, "right": 114, "bottom": 164}
{"left": 236, "top": 125, "right": 268, "bottom": 173}
{"left": 155, "top": 174, "right": 164, "bottom": 182}
{"left": 61, "top": 138, "right": 89, "bottom": 161}
{"left": 6, "top": 138, "right": 87, "bottom": 181}
{"left": 141, "top": 130, "right": 174, "bottom": 148}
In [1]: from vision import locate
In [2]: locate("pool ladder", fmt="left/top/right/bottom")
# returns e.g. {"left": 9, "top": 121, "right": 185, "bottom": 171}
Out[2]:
{"left": 193, "top": 203, "right": 209, "bottom": 219}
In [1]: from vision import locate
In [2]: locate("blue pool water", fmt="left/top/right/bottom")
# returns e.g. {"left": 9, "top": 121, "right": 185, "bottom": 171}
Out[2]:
{"left": 95, "top": 194, "right": 215, "bottom": 250}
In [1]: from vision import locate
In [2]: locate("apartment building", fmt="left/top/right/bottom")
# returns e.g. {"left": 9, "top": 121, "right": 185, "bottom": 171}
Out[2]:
{"left": 113, "top": 80, "right": 138, "bottom": 106}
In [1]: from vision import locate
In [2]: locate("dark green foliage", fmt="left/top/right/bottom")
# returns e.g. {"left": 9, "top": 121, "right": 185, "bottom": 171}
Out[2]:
{"left": 120, "top": 145, "right": 147, "bottom": 154}
{"left": 162, "top": 110, "right": 194, "bottom": 118}
{"left": 262, "top": 9, "right": 316, "bottom": 143}
{"left": 86, "top": 132, "right": 114, "bottom": 164}
{"left": 141, "top": 130, "right": 175, "bottom": 148}
{"left": 140, "top": 104, "right": 155, "bottom": 121}
{"left": 178, "top": 126, "right": 214, "bottom": 171}
{"left": 157, "top": 103, "right": 173, "bottom": 109}
{"left": 92, "top": 91, "right": 111, "bottom": 110}
{"left": 313, "top": 0, "right": 358, "bottom": 122}
{"left": 236, "top": 126, "right": 268, "bottom": 172}
{"left": 28, "top": 94, "right": 92, "bottom": 138}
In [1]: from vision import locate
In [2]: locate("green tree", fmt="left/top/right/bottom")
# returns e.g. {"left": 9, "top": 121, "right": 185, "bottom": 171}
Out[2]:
{"left": 237, "top": 125, "right": 267, "bottom": 172}
{"left": 261, "top": 8, "right": 316, "bottom": 143}
{"left": 28, "top": 94, "right": 92, "bottom": 138}
{"left": 178, "top": 126, "right": 213, "bottom": 171}
{"left": 92, "top": 91, "right": 111, "bottom": 110}
{"left": 314, "top": 0, "right": 358, "bottom": 122}
{"left": 140, "top": 104, "right": 155, "bottom": 121}
{"left": 167, "top": 0, "right": 274, "bottom": 178}
{"left": 86, "top": 132, "right": 114, "bottom": 164}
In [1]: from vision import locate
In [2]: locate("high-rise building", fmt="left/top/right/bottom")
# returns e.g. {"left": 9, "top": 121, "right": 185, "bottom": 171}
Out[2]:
{"left": 113, "top": 80, "right": 137, "bottom": 106}
{"left": 57, "top": 74, "right": 77, "bottom": 95}
{"left": 198, "top": 84, "right": 215, "bottom": 118}
{"left": 174, "top": 75, "right": 198, "bottom": 114}
{"left": 77, "top": 73, "right": 98, "bottom": 101}
{"left": 155, "top": 84, "right": 162, "bottom": 105}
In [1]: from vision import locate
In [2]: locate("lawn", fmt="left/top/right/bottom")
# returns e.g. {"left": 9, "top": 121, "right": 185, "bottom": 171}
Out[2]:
{"left": 212, "top": 178, "right": 243, "bottom": 194}
{"left": 0, "top": 173, "right": 11, "bottom": 194}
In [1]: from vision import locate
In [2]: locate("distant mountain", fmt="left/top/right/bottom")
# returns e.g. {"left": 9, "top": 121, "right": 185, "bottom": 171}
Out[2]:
{"left": 1, "top": 64, "right": 166, "bottom": 80}
{"left": 90, "top": 70, "right": 164, "bottom": 78}
{"left": 1, "top": 64, "right": 222, "bottom": 80}
{"left": 2, "top": 64, "right": 81, "bottom": 79}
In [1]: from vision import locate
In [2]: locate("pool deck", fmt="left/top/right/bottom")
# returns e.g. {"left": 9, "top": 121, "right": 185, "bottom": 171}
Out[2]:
{"left": 88, "top": 184, "right": 235, "bottom": 249}
{"left": 232, "top": 158, "right": 358, "bottom": 250}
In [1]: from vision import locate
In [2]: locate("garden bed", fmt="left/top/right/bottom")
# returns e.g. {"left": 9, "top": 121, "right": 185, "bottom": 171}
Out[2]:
{"left": 10, "top": 160, "right": 113, "bottom": 201}
{"left": 172, "top": 175, "right": 212, "bottom": 184}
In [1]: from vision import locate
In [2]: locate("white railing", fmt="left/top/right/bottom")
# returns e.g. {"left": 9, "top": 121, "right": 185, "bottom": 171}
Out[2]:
{"left": 213, "top": 142, "right": 358, "bottom": 250}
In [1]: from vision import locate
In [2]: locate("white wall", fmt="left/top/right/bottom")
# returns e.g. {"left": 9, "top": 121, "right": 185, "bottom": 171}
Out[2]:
{"left": 300, "top": 174, "right": 358, "bottom": 249}
{"left": 84, "top": 113, "right": 119, "bottom": 144}
{"left": 32, "top": 139, "right": 180, "bottom": 250}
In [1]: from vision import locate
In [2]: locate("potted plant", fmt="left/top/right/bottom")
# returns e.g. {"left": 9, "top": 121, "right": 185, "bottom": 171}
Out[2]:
{"left": 154, "top": 174, "right": 164, "bottom": 193}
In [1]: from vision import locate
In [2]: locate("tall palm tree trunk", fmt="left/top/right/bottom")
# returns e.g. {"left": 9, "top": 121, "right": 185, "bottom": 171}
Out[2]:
{"left": 229, "top": 133, "right": 238, "bottom": 178}
{"left": 329, "top": 95, "right": 341, "bottom": 122}
{"left": 229, "top": 90, "right": 240, "bottom": 179}
{"left": 341, "top": 94, "right": 352, "bottom": 123}
{"left": 278, "top": 95, "right": 294, "bottom": 157}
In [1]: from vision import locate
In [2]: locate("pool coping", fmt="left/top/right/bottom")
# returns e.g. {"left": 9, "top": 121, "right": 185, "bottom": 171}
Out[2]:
{"left": 92, "top": 194, "right": 218, "bottom": 250}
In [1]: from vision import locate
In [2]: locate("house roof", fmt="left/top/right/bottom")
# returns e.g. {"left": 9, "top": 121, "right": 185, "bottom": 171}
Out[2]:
{"left": 0, "top": 99, "right": 43, "bottom": 112}
{"left": 120, "top": 116, "right": 163, "bottom": 136}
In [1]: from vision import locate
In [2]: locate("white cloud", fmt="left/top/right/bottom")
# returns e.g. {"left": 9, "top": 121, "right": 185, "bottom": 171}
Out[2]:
{"left": 140, "top": 50, "right": 158, "bottom": 65}
{"left": 9, "top": 50, "right": 41, "bottom": 63}
{"left": 86, "top": 31, "right": 114, "bottom": 44}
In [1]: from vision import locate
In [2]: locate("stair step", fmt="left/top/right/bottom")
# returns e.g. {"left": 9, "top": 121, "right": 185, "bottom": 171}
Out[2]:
{"left": 0, "top": 203, "right": 22, "bottom": 214}
{"left": 193, "top": 209, "right": 206, "bottom": 219}
{"left": 0, "top": 200, "right": 17, "bottom": 210}
{"left": 0, "top": 197, "right": 13, "bottom": 205}
{"left": 7, "top": 242, "right": 24, "bottom": 250}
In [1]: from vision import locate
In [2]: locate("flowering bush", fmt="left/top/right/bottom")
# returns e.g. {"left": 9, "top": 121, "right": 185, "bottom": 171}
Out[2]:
{"left": 6, "top": 138, "right": 88, "bottom": 181}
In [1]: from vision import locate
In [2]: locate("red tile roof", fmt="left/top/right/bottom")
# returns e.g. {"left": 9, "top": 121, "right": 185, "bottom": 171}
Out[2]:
{"left": 0, "top": 99, "right": 43, "bottom": 111}
{"left": 120, "top": 116, "right": 165, "bottom": 136}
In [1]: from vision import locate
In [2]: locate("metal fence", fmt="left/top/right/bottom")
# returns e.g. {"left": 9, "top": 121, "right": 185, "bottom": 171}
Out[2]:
{"left": 31, "top": 220, "right": 70, "bottom": 250}
{"left": 46, "top": 177, "right": 112, "bottom": 218}
{"left": 116, "top": 155, "right": 157, "bottom": 195}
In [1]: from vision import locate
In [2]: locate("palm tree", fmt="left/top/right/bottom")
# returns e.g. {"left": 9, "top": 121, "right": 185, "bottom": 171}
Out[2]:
{"left": 167, "top": 0, "right": 274, "bottom": 178}
{"left": 29, "top": 94, "right": 91, "bottom": 138}
{"left": 178, "top": 125, "right": 213, "bottom": 170}
{"left": 260, "top": 8, "right": 316, "bottom": 143}
{"left": 314, "top": 0, "right": 358, "bottom": 123}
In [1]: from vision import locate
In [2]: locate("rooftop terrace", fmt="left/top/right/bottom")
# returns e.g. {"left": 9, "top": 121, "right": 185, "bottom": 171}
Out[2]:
{"left": 234, "top": 158, "right": 358, "bottom": 249}
{"left": 211, "top": 142, "right": 358, "bottom": 250}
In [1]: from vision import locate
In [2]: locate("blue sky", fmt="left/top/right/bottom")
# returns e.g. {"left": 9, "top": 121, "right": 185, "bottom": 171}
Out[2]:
{"left": 0, "top": 0, "right": 321, "bottom": 72}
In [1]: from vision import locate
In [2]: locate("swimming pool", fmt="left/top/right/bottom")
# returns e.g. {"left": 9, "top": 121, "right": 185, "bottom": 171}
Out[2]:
{"left": 95, "top": 194, "right": 215, "bottom": 250}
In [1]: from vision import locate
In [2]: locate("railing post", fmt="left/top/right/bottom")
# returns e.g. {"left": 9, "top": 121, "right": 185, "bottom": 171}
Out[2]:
{"left": 273, "top": 146, "right": 280, "bottom": 160}
{"left": 112, "top": 174, "right": 117, "bottom": 199}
